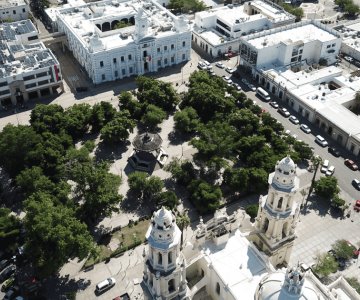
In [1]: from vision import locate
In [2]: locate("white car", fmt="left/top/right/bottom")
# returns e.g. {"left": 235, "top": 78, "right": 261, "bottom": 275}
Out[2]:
{"left": 248, "top": 83, "right": 256, "bottom": 92}
{"left": 269, "top": 101, "right": 279, "bottom": 108}
{"left": 315, "top": 135, "right": 328, "bottom": 147}
{"left": 222, "top": 75, "right": 233, "bottom": 84}
{"left": 289, "top": 115, "right": 299, "bottom": 124}
{"left": 96, "top": 277, "right": 116, "bottom": 294}
{"left": 321, "top": 159, "right": 329, "bottom": 173}
{"left": 202, "top": 60, "right": 212, "bottom": 69}
{"left": 215, "top": 62, "right": 225, "bottom": 69}
{"left": 225, "top": 67, "right": 236, "bottom": 74}
{"left": 233, "top": 83, "right": 242, "bottom": 91}
{"left": 344, "top": 56, "right": 353, "bottom": 62}
{"left": 326, "top": 165, "right": 335, "bottom": 176}
{"left": 197, "top": 62, "right": 207, "bottom": 70}
{"left": 300, "top": 124, "right": 311, "bottom": 134}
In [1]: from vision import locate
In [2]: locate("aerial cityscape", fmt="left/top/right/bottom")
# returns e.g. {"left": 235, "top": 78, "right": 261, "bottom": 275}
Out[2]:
{"left": 0, "top": 0, "right": 360, "bottom": 299}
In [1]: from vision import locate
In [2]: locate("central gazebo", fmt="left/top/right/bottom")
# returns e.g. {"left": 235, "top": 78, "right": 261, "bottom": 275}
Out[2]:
{"left": 128, "top": 132, "right": 168, "bottom": 172}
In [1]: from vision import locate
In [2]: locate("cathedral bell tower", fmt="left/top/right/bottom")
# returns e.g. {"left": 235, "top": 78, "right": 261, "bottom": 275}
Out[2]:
{"left": 143, "top": 207, "right": 187, "bottom": 300}
{"left": 252, "top": 156, "right": 301, "bottom": 267}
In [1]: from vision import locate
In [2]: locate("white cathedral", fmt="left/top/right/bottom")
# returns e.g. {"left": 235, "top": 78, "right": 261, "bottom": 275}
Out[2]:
{"left": 143, "top": 156, "right": 360, "bottom": 300}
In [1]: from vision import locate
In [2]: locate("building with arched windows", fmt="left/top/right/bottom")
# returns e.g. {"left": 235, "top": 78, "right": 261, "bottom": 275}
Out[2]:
{"left": 55, "top": 0, "right": 191, "bottom": 84}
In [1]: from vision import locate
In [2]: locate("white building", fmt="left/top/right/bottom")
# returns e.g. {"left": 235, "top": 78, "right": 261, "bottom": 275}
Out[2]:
{"left": 192, "top": 0, "right": 295, "bottom": 58}
{"left": 240, "top": 19, "right": 341, "bottom": 71}
{"left": 334, "top": 20, "right": 360, "bottom": 62}
{"left": 143, "top": 207, "right": 187, "bottom": 300}
{"left": 0, "top": 0, "right": 29, "bottom": 22}
{"left": 0, "top": 20, "right": 63, "bottom": 106}
{"left": 55, "top": 0, "right": 192, "bottom": 84}
{"left": 145, "top": 157, "right": 360, "bottom": 300}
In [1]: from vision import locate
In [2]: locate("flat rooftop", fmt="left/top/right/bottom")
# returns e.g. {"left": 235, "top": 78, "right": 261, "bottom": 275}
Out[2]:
{"left": 202, "top": 230, "right": 269, "bottom": 299}
{"left": 57, "top": 0, "right": 189, "bottom": 52}
{"left": 246, "top": 22, "right": 339, "bottom": 49}
{"left": 0, "top": 0, "right": 26, "bottom": 8}
{"left": 335, "top": 21, "right": 360, "bottom": 52}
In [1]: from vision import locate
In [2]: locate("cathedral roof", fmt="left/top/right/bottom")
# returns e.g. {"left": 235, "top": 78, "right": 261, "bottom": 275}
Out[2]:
{"left": 277, "top": 156, "right": 296, "bottom": 174}
{"left": 153, "top": 206, "right": 174, "bottom": 229}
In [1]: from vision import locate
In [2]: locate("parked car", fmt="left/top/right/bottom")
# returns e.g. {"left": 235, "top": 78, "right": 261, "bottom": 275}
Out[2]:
{"left": 241, "top": 78, "right": 249, "bottom": 86}
{"left": 344, "top": 159, "right": 359, "bottom": 171}
{"left": 202, "top": 60, "right": 211, "bottom": 68}
{"left": 354, "top": 200, "right": 360, "bottom": 212}
{"left": 278, "top": 107, "right": 290, "bottom": 117}
{"left": 197, "top": 62, "right": 207, "bottom": 70}
{"left": 344, "top": 56, "right": 353, "bottom": 62}
{"left": 4, "top": 286, "right": 19, "bottom": 300}
{"left": 1, "top": 276, "right": 15, "bottom": 292}
{"left": 113, "top": 293, "right": 130, "bottom": 300}
{"left": 300, "top": 124, "right": 311, "bottom": 134}
{"left": 269, "top": 101, "right": 279, "bottom": 108}
{"left": 225, "top": 67, "right": 236, "bottom": 74}
{"left": 289, "top": 115, "right": 299, "bottom": 124}
{"left": 326, "top": 165, "right": 335, "bottom": 176}
{"left": 0, "top": 259, "right": 11, "bottom": 273}
{"left": 95, "top": 277, "right": 116, "bottom": 295}
{"left": 222, "top": 75, "right": 232, "bottom": 84}
{"left": 328, "top": 147, "right": 340, "bottom": 157}
{"left": 233, "top": 83, "right": 242, "bottom": 91}
{"left": 248, "top": 83, "right": 257, "bottom": 92}
{"left": 208, "top": 69, "right": 215, "bottom": 76}
{"left": 321, "top": 160, "right": 329, "bottom": 173}
{"left": 215, "top": 62, "right": 225, "bottom": 69}
{"left": 315, "top": 135, "right": 328, "bottom": 147}
{"left": 352, "top": 179, "right": 360, "bottom": 190}
{"left": 0, "top": 265, "right": 16, "bottom": 283}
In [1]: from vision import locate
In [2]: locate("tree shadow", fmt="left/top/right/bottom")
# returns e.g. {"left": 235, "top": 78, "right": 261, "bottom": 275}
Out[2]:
{"left": 302, "top": 194, "right": 329, "bottom": 217}
{"left": 167, "top": 131, "right": 192, "bottom": 146}
{"left": 94, "top": 141, "right": 130, "bottom": 163}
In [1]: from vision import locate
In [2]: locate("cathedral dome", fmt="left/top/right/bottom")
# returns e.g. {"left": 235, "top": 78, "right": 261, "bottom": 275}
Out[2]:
{"left": 153, "top": 206, "right": 174, "bottom": 229}
{"left": 277, "top": 156, "right": 296, "bottom": 175}
{"left": 256, "top": 266, "right": 322, "bottom": 300}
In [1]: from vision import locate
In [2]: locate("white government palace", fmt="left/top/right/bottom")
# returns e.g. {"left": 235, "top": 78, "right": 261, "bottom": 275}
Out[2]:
{"left": 143, "top": 156, "right": 360, "bottom": 300}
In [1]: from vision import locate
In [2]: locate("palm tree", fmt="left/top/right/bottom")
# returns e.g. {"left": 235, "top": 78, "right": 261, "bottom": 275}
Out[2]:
{"left": 304, "top": 155, "right": 322, "bottom": 210}
{"left": 176, "top": 212, "right": 190, "bottom": 250}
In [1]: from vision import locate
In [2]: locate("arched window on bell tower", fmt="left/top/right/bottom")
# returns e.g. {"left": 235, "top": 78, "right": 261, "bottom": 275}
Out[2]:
{"left": 277, "top": 197, "right": 283, "bottom": 209}
{"left": 168, "top": 252, "right": 173, "bottom": 264}
{"left": 158, "top": 252, "right": 162, "bottom": 265}
{"left": 263, "top": 218, "right": 269, "bottom": 232}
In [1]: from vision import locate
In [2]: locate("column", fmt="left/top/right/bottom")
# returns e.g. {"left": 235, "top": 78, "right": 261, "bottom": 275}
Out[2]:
{"left": 155, "top": 271, "right": 161, "bottom": 297}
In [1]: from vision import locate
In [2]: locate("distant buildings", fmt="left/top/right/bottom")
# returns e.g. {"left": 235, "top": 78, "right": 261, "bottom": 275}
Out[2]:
{"left": 0, "top": 20, "right": 63, "bottom": 107}
{"left": 334, "top": 20, "right": 360, "bottom": 62}
{"left": 55, "top": 0, "right": 191, "bottom": 84}
{"left": 192, "top": 0, "right": 295, "bottom": 58}
{"left": 0, "top": 0, "right": 29, "bottom": 22}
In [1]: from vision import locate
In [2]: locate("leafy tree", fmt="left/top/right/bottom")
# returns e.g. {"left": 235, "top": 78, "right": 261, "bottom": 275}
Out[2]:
{"left": 24, "top": 193, "right": 95, "bottom": 277}
{"left": 100, "top": 110, "right": 136, "bottom": 145}
{"left": 223, "top": 168, "right": 249, "bottom": 194}
{"left": 141, "top": 104, "right": 166, "bottom": 129}
{"left": 228, "top": 109, "right": 259, "bottom": 136}
{"left": 168, "top": 0, "right": 206, "bottom": 12}
{"left": 0, "top": 208, "right": 21, "bottom": 252}
{"left": 247, "top": 168, "right": 268, "bottom": 192}
{"left": 313, "top": 253, "right": 338, "bottom": 277}
{"left": 345, "top": 277, "right": 360, "bottom": 294}
{"left": 293, "top": 141, "right": 313, "bottom": 161}
{"left": 157, "top": 191, "right": 179, "bottom": 209}
{"left": 331, "top": 194, "right": 346, "bottom": 209}
{"left": 30, "top": 104, "right": 66, "bottom": 134}
{"left": 314, "top": 176, "right": 339, "bottom": 199}
{"left": 176, "top": 212, "right": 190, "bottom": 249}
{"left": 74, "top": 162, "right": 123, "bottom": 223}
{"left": 16, "top": 166, "right": 70, "bottom": 203}
{"left": 118, "top": 91, "right": 143, "bottom": 120}
{"left": 0, "top": 125, "right": 42, "bottom": 177}
{"left": 164, "top": 159, "right": 197, "bottom": 186}
{"left": 64, "top": 104, "right": 92, "bottom": 139}
{"left": 344, "top": 1, "right": 359, "bottom": 16}
{"left": 237, "top": 135, "right": 266, "bottom": 160}
{"left": 282, "top": 3, "right": 304, "bottom": 21}
{"left": 187, "top": 179, "right": 222, "bottom": 214}
{"left": 136, "top": 76, "right": 179, "bottom": 112}
{"left": 90, "top": 102, "right": 117, "bottom": 132}
{"left": 261, "top": 113, "right": 284, "bottom": 133}
{"left": 245, "top": 204, "right": 259, "bottom": 219}
{"left": 128, "top": 172, "right": 164, "bottom": 202}
{"left": 174, "top": 107, "right": 200, "bottom": 134}
{"left": 332, "top": 239, "right": 356, "bottom": 260}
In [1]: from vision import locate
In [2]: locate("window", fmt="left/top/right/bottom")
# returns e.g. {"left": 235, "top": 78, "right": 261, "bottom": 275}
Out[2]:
{"left": 0, "top": 81, "right": 8, "bottom": 87}
{"left": 128, "top": 54, "right": 132, "bottom": 60}
{"left": 164, "top": 46, "right": 167, "bottom": 51}
{"left": 22, "top": 8, "right": 25, "bottom": 12}
{"left": 28, "top": 35, "right": 38, "bottom": 41}
{"left": 164, "top": 58, "right": 168, "bottom": 65}
{"left": 122, "top": 68, "right": 126, "bottom": 75}
{"left": 129, "top": 67, "right": 133, "bottom": 73}
{"left": 171, "top": 56, "right": 174, "bottom": 63}
{"left": 158, "top": 253, "right": 162, "bottom": 265}
{"left": 216, "top": 283, "right": 220, "bottom": 295}
{"left": 278, "top": 197, "right": 283, "bottom": 209}
{"left": 114, "top": 70, "right": 118, "bottom": 77}
{"left": 36, "top": 72, "right": 48, "bottom": 78}
{"left": 100, "top": 61, "right": 104, "bottom": 67}
{"left": 158, "top": 59, "right": 161, "bottom": 66}
{"left": 0, "top": 90, "right": 10, "bottom": 96}
{"left": 113, "top": 58, "right": 117, "bottom": 63}
{"left": 102, "top": 74, "right": 105, "bottom": 80}
{"left": 171, "top": 44, "right": 174, "bottom": 50}
{"left": 299, "top": 49, "right": 303, "bottom": 54}
{"left": 157, "top": 47, "right": 160, "bottom": 53}
{"left": 25, "top": 83, "right": 36, "bottom": 89}
{"left": 121, "top": 56, "right": 124, "bottom": 62}
{"left": 327, "top": 45, "right": 331, "bottom": 48}
{"left": 332, "top": 43, "right": 336, "bottom": 47}
{"left": 38, "top": 80, "right": 49, "bottom": 86}
{"left": 182, "top": 41, "right": 186, "bottom": 47}
{"left": 168, "top": 252, "right": 172, "bottom": 264}
{"left": 182, "top": 54, "right": 185, "bottom": 60}
{"left": 13, "top": 10, "right": 16, "bottom": 14}
{"left": 291, "top": 57, "right": 297, "bottom": 62}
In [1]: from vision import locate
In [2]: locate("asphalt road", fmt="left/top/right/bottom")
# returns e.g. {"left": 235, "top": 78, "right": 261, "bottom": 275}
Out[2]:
{"left": 207, "top": 60, "right": 360, "bottom": 202}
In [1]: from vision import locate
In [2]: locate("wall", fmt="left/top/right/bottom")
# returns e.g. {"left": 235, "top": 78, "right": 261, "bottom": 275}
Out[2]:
{"left": 0, "top": 4, "right": 29, "bottom": 21}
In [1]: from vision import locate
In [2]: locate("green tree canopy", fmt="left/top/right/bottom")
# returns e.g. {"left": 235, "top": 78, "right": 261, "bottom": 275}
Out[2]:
{"left": 0, "top": 124, "right": 42, "bottom": 177}
{"left": 187, "top": 179, "right": 222, "bottom": 214}
{"left": 314, "top": 176, "right": 340, "bottom": 199}
{"left": 313, "top": 253, "right": 338, "bottom": 277}
{"left": 164, "top": 159, "right": 198, "bottom": 186}
{"left": 332, "top": 239, "right": 356, "bottom": 260}
{"left": 0, "top": 208, "right": 21, "bottom": 252}
{"left": 118, "top": 91, "right": 143, "bottom": 120}
{"left": 168, "top": 0, "right": 206, "bottom": 12}
{"left": 157, "top": 191, "right": 179, "bottom": 209}
{"left": 90, "top": 102, "right": 117, "bottom": 133}
{"left": 100, "top": 110, "right": 136, "bottom": 145}
{"left": 64, "top": 104, "right": 92, "bottom": 139}
{"left": 174, "top": 107, "right": 200, "bottom": 134}
{"left": 24, "top": 193, "right": 95, "bottom": 277}
{"left": 223, "top": 167, "right": 249, "bottom": 194}
{"left": 128, "top": 171, "right": 164, "bottom": 202}
{"left": 30, "top": 104, "right": 66, "bottom": 134}
{"left": 141, "top": 104, "right": 166, "bottom": 129}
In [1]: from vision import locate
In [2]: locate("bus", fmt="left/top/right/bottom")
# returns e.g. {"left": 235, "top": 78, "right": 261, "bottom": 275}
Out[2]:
{"left": 256, "top": 87, "right": 271, "bottom": 102}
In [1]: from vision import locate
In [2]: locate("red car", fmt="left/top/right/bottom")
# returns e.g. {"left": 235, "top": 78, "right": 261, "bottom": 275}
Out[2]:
{"left": 354, "top": 200, "right": 360, "bottom": 212}
{"left": 344, "top": 159, "right": 359, "bottom": 171}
